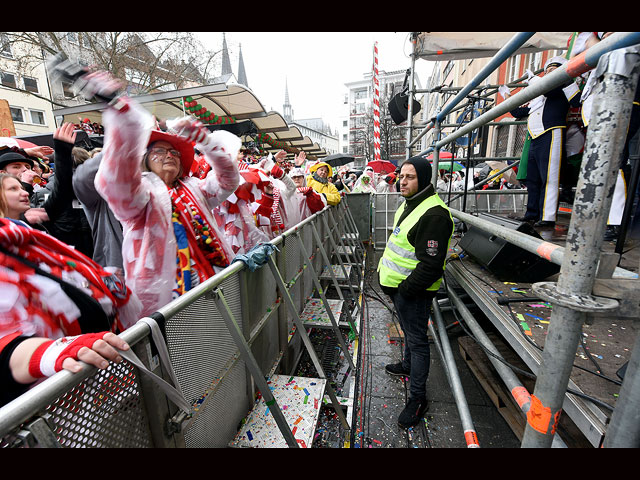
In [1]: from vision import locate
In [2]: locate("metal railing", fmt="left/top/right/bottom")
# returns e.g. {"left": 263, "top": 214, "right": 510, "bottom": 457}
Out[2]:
{"left": 0, "top": 197, "right": 367, "bottom": 448}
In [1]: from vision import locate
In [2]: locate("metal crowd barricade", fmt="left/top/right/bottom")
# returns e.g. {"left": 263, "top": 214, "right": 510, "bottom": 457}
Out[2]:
{"left": 372, "top": 190, "right": 528, "bottom": 251}
{"left": 0, "top": 196, "right": 365, "bottom": 448}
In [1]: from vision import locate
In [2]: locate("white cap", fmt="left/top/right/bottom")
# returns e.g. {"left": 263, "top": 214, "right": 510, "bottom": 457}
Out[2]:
{"left": 289, "top": 167, "right": 305, "bottom": 177}
{"left": 544, "top": 56, "right": 567, "bottom": 70}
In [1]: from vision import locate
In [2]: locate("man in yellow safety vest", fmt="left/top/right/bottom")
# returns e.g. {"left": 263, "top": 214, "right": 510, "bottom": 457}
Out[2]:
{"left": 378, "top": 155, "right": 454, "bottom": 429}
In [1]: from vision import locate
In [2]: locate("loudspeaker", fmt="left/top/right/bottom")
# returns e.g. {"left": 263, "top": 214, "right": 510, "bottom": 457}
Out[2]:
{"left": 388, "top": 92, "right": 422, "bottom": 125}
{"left": 458, "top": 213, "right": 560, "bottom": 283}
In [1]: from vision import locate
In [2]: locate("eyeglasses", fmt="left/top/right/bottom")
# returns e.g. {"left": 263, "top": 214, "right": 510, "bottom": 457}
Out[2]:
{"left": 149, "top": 147, "right": 181, "bottom": 158}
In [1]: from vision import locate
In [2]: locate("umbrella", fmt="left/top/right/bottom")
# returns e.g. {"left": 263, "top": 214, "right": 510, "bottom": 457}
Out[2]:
{"left": 367, "top": 159, "right": 396, "bottom": 174}
{"left": 425, "top": 151, "right": 453, "bottom": 160}
{"left": 432, "top": 161, "right": 465, "bottom": 172}
{"left": 323, "top": 153, "right": 355, "bottom": 167}
{"left": 0, "top": 137, "right": 38, "bottom": 149}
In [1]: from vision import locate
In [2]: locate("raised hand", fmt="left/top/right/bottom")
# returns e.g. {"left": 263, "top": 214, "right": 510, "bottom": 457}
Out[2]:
{"left": 53, "top": 122, "right": 77, "bottom": 145}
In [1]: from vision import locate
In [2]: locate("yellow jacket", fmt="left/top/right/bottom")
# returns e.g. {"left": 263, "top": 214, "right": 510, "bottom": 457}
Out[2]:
{"left": 306, "top": 175, "right": 341, "bottom": 205}
{"left": 306, "top": 161, "right": 342, "bottom": 206}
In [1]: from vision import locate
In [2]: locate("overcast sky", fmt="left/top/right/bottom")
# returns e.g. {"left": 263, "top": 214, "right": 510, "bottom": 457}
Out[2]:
{"left": 196, "top": 32, "right": 434, "bottom": 132}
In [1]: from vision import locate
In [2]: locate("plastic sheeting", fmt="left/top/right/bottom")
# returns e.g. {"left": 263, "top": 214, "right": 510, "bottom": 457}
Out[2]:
{"left": 416, "top": 32, "right": 573, "bottom": 61}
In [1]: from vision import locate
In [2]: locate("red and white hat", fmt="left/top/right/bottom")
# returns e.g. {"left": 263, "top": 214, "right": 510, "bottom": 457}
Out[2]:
{"left": 147, "top": 130, "right": 195, "bottom": 174}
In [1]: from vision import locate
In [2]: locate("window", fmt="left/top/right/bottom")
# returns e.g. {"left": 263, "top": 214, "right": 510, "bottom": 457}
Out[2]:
{"left": 30, "top": 110, "right": 46, "bottom": 125}
{"left": 10, "top": 107, "right": 24, "bottom": 123}
{"left": 343, "top": 120, "right": 347, "bottom": 127}
{"left": 508, "top": 55, "right": 521, "bottom": 83}
{"left": 354, "top": 88, "right": 368, "bottom": 100}
{"left": 62, "top": 80, "right": 75, "bottom": 99}
{"left": 0, "top": 34, "right": 11, "bottom": 58}
{"left": 530, "top": 52, "right": 542, "bottom": 72}
{"left": 23, "top": 76, "right": 38, "bottom": 93}
{"left": 1, "top": 71, "right": 17, "bottom": 89}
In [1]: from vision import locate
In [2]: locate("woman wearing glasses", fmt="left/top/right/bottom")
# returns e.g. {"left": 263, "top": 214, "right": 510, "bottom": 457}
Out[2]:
{"left": 80, "top": 72, "right": 240, "bottom": 316}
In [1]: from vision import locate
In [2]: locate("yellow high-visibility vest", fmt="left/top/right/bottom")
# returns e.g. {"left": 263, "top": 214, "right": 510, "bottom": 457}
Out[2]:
{"left": 377, "top": 193, "right": 453, "bottom": 292}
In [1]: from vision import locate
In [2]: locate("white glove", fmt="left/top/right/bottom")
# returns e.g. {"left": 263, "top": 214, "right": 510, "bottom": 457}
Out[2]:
{"left": 498, "top": 85, "right": 510, "bottom": 99}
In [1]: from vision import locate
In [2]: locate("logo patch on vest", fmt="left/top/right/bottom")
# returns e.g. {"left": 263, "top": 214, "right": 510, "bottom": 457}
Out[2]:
{"left": 426, "top": 240, "right": 438, "bottom": 256}
{"left": 392, "top": 226, "right": 401, "bottom": 236}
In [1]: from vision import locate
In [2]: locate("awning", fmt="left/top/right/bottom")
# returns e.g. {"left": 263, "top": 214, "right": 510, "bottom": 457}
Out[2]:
{"left": 51, "top": 81, "right": 327, "bottom": 158}
{"left": 415, "top": 32, "right": 573, "bottom": 61}
{"left": 52, "top": 81, "right": 269, "bottom": 126}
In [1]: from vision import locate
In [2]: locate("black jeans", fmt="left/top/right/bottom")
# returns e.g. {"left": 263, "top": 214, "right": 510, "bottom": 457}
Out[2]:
{"left": 391, "top": 291, "right": 433, "bottom": 400}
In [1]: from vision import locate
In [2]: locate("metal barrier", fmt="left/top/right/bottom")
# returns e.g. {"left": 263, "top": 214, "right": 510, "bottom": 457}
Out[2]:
{"left": 372, "top": 190, "right": 528, "bottom": 251}
{"left": 0, "top": 197, "right": 365, "bottom": 448}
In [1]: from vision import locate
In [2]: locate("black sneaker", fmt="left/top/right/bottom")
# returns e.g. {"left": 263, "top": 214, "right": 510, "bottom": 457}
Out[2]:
{"left": 512, "top": 215, "right": 537, "bottom": 224}
{"left": 604, "top": 225, "right": 619, "bottom": 241}
{"left": 398, "top": 397, "right": 429, "bottom": 429}
{"left": 534, "top": 220, "right": 555, "bottom": 228}
{"left": 385, "top": 362, "right": 411, "bottom": 377}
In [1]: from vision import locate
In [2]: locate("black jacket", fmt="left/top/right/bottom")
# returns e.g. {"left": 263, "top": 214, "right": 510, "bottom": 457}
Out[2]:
{"left": 380, "top": 184, "right": 453, "bottom": 299}
{"left": 510, "top": 82, "right": 581, "bottom": 136}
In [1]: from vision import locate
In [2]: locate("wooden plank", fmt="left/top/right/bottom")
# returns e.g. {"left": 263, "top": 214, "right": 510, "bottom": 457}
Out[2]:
{"left": 0, "top": 99, "right": 16, "bottom": 137}
{"left": 458, "top": 335, "right": 527, "bottom": 439}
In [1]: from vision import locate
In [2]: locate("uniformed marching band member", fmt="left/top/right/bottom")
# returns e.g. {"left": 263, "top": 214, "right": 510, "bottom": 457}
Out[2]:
{"left": 580, "top": 32, "right": 640, "bottom": 241}
{"left": 378, "top": 156, "right": 454, "bottom": 429}
{"left": 511, "top": 56, "right": 582, "bottom": 228}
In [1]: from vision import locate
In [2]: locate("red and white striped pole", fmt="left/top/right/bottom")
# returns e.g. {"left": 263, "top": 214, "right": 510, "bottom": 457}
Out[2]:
{"left": 372, "top": 41, "right": 382, "bottom": 162}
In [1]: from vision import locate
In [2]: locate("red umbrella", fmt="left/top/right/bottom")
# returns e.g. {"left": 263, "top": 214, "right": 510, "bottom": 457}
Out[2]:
{"left": 366, "top": 160, "right": 396, "bottom": 175}
{"left": 0, "top": 137, "right": 38, "bottom": 149}
{"left": 425, "top": 151, "right": 453, "bottom": 160}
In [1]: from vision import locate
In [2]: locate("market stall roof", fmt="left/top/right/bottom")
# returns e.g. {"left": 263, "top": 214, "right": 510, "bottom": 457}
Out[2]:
{"left": 52, "top": 81, "right": 269, "bottom": 126}
{"left": 251, "top": 111, "right": 290, "bottom": 133}
{"left": 51, "top": 80, "right": 326, "bottom": 158}
{"left": 415, "top": 32, "right": 572, "bottom": 61}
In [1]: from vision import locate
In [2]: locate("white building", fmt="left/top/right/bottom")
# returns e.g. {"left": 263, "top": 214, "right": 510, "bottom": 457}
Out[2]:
{"left": 292, "top": 118, "right": 339, "bottom": 156}
{"left": 340, "top": 69, "right": 423, "bottom": 168}
{"left": 0, "top": 34, "right": 55, "bottom": 137}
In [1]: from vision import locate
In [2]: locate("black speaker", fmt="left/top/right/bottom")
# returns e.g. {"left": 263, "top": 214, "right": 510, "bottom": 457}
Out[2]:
{"left": 388, "top": 92, "right": 422, "bottom": 125}
{"left": 458, "top": 213, "right": 560, "bottom": 283}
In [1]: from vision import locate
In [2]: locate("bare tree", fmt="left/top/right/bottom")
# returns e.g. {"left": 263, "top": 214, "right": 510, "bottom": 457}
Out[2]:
{"left": 2, "top": 32, "right": 222, "bottom": 104}
{"left": 357, "top": 88, "right": 408, "bottom": 162}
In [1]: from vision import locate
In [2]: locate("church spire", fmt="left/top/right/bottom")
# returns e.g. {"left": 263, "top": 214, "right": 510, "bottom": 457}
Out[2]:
{"left": 237, "top": 43, "right": 248, "bottom": 87}
{"left": 221, "top": 32, "right": 232, "bottom": 76}
{"left": 283, "top": 78, "right": 293, "bottom": 122}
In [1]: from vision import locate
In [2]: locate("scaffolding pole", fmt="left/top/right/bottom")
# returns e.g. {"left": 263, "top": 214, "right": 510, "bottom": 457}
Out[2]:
{"left": 520, "top": 45, "right": 640, "bottom": 448}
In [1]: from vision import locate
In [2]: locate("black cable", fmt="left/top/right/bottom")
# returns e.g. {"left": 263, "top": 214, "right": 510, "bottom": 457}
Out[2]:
{"left": 443, "top": 273, "right": 617, "bottom": 415}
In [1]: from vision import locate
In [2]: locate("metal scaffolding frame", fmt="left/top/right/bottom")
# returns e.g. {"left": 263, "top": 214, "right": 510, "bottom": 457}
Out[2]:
{"left": 402, "top": 32, "right": 640, "bottom": 447}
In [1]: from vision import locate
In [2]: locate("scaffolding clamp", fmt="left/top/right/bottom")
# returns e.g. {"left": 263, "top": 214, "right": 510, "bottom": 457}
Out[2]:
{"left": 531, "top": 281, "right": 619, "bottom": 315}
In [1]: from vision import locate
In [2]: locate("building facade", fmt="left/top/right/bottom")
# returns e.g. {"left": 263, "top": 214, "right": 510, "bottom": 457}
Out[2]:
{"left": 421, "top": 46, "right": 568, "bottom": 161}
{"left": 0, "top": 34, "right": 55, "bottom": 137}
{"left": 341, "top": 69, "right": 423, "bottom": 168}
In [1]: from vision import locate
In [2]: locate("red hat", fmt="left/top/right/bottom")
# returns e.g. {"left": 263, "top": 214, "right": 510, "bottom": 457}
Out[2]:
{"left": 147, "top": 130, "right": 195, "bottom": 175}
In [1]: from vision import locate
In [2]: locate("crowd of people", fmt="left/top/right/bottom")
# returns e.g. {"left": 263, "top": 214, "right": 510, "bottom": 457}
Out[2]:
{"left": 1, "top": 33, "right": 637, "bottom": 411}
{"left": 0, "top": 71, "right": 344, "bottom": 406}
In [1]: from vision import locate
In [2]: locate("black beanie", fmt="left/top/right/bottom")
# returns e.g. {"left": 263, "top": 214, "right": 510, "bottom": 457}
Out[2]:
{"left": 401, "top": 156, "right": 432, "bottom": 193}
